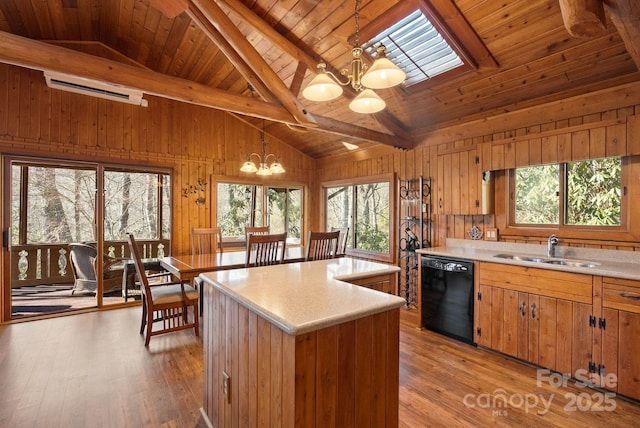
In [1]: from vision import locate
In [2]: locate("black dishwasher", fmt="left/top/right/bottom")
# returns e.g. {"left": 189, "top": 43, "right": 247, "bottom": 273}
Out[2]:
{"left": 421, "top": 255, "right": 475, "bottom": 345}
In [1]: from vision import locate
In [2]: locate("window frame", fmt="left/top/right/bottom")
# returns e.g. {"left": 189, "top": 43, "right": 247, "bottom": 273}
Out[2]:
{"left": 321, "top": 173, "right": 395, "bottom": 263}
{"left": 213, "top": 177, "right": 305, "bottom": 247}
{"left": 355, "top": 0, "right": 482, "bottom": 92}
{"left": 507, "top": 157, "right": 628, "bottom": 235}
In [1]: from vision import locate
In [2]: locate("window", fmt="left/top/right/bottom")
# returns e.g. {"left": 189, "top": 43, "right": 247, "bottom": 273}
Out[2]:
{"left": 216, "top": 182, "right": 303, "bottom": 245}
{"left": 363, "top": 9, "right": 463, "bottom": 87}
{"left": 324, "top": 175, "right": 393, "bottom": 259}
{"left": 7, "top": 159, "right": 171, "bottom": 318}
{"left": 356, "top": 0, "right": 486, "bottom": 90}
{"left": 11, "top": 164, "right": 170, "bottom": 244}
{"left": 267, "top": 187, "right": 302, "bottom": 243}
{"left": 103, "top": 169, "right": 171, "bottom": 240}
{"left": 512, "top": 157, "right": 622, "bottom": 228}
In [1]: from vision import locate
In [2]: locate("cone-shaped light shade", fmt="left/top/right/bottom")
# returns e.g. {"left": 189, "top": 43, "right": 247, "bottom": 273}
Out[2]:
{"left": 256, "top": 163, "right": 272, "bottom": 176}
{"left": 240, "top": 160, "right": 258, "bottom": 173}
{"left": 270, "top": 161, "right": 285, "bottom": 174}
{"left": 361, "top": 56, "right": 406, "bottom": 89}
{"left": 349, "top": 89, "right": 386, "bottom": 114}
{"left": 302, "top": 73, "right": 343, "bottom": 102}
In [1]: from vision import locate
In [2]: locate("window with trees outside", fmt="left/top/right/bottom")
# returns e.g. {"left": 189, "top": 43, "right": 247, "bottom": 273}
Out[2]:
{"left": 216, "top": 182, "right": 303, "bottom": 245}
{"left": 6, "top": 159, "right": 171, "bottom": 317}
{"left": 511, "top": 157, "right": 623, "bottom": 227}
{"left": 324, "top": 175, "right": 393, "bottom": 260}
{"left": 11, "top": 164, "right": 170, "bottom": 245}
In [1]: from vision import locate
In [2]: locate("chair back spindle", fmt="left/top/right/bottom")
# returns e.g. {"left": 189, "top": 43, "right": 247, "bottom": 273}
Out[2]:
{"left": 305, "top": 231, "right": 340, "bottom": 261}
{"left": 246, "top": 233, "right": 287, "bottom": 267}
{"left": 330, "top": 227, "right": 349, "bottom": 256}
{"left": 191, "top": 227, "right": 223, "bottom": 254}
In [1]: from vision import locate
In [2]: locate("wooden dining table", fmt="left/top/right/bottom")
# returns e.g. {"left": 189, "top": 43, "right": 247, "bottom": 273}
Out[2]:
{"left": 159, "top": 246, "right": 306, "bottom": 283}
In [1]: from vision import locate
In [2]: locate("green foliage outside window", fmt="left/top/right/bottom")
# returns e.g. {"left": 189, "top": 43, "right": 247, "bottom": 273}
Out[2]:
{"left": 514, "top": 157, "right": 621, "bottom": 226}
{"left": 566, "top": 158, "right": 621, "bottom": 225}
{"left": 216, "top": 183, "right": 301, "bottom": 242}
{"left": 326, "top": 181, "right": 390, "bottom": 254}
{"left": 515, "top": 164, "right": 559, "bottom": 224}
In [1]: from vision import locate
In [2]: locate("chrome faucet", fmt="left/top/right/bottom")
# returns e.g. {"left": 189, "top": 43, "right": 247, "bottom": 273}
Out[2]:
{"left": 547, "top": 234, "right": 559, "bottom": 258}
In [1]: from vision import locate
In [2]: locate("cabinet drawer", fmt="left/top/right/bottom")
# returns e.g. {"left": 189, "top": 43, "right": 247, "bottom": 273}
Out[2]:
{"left": 478, "top": 262, "right": 592, "bottom": 304}
{"left": 603, "top": 277, "right": 640, "bottom": 313}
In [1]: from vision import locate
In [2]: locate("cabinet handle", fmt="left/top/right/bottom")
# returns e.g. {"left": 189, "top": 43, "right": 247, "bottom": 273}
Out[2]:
{"left": 619, "top": 292, "right": 640, "bottom": 300}
{"left": 438, "top": 197, "right": 442, "bottom": 209}
{"left": 531, "top": 303, "right": 536, "bottom": 319}
{"left": 520, "top": 301, "right": 526, "bottom": 316}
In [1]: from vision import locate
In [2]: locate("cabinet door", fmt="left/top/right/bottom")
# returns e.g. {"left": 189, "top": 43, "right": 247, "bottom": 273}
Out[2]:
{"left": 537, "top": 296, "right": 557, "bottom": 371}
{"left": 516, "top": 292, "right": 529, "bottom": 361}
{"left": 570, "top": 302, "right": 593, "bottom": 378}
{"left": 502, "top": 289, "right": 520, "bottom": 358}
{"left": 601, "top": 308, "right": 619, "bottom": 392}
{"left": 436, "top": 149, "right": 481, "bottom": 215}
{"left": 491, "top": 287, "right": 505, "bottom": 352}
{"left": 617, "top": 310, "right": 640, "bottom": 400}
{"left": 528, "top": 294, "right": 541, "bottom": 366}
{"left": 475, "top": 284, "right": 493, "bottom": 348}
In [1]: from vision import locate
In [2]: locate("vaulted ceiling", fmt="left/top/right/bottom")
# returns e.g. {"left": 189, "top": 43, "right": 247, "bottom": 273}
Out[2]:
{"left": 0, "top": 0, "right": 638, "bottom": 158}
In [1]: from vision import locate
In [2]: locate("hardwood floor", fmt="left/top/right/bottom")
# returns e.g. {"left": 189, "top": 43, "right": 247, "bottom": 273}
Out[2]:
{"left": 0, "top": 307, "right": 638, "bottom": 427}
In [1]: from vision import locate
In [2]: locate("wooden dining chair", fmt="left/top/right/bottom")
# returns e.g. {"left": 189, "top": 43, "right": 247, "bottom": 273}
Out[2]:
{"left": 245, "top": 232, "right": 287, "bottom": 267}
{"left": 245, "top": 225, "right": 270, "bottom": 240}
{"left": 331, "top": 227, "right": 349, "bottom": 256}
{"left": 191, "top": 227, "right": 223, "bottom": 254}
{"left": 305, "top": 230, "right": 340, "bottom": 261}
{"left": 127, "top": 233, "right": 199, "bottom": 346}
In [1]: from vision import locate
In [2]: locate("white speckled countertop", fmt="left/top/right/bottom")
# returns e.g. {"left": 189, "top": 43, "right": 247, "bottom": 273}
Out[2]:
{"left": 198, "top": 257, "right": 405, "bottom": 335}
{"left": 416, "top": 238, "right": 640, "bottom": 281}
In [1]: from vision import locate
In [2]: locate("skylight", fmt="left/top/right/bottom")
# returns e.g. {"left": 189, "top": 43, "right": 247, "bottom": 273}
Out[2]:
{"left": 362, "top": 9, "right": 464, "bottom": 87}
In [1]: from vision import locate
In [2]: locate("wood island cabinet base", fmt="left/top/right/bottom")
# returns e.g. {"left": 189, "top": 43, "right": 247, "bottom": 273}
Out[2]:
{"left": 203, "top": 286, "right": 400, "bottom": 428}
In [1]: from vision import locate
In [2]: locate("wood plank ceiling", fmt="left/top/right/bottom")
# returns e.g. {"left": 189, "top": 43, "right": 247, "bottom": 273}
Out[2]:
{"left": 0, "top": 0, "right": 637, "bottom": 159}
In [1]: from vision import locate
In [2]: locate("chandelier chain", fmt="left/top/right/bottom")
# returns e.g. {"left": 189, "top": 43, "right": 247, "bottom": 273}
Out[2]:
{"left": 354, "top": 0, "right": 361, "bottom": 47}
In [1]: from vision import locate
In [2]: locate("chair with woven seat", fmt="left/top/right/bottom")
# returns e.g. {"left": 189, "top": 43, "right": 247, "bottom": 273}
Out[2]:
{"left": 191, "top": 227, "right": 223, "bottom": 254}
{"left": 331, "top": 227, "right": 349, "bottom": 256}
{"left": 127, "top": 233, "right": 199, "bottom": 346}
{"left": 245, "top": 232, "right": 287, "bottom": 267}
{"left": 305, "top": 230, "right": 340, "bottom": 261}
{"left": 69, "top": 243, "right": 124, "bottom": 295}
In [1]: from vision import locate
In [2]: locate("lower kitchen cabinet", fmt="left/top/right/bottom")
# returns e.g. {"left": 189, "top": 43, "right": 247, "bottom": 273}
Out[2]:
{"left": 476, "top": 264, "right": 640, "bottom": 401}
{"left": 476, "top": 283, "right": 591, "bottom": 375}
{"left": 597, "top": 277, "right": 640, "bottom": 400}
{"left": 347, "top": 273, "right": 397, "bottom": 295}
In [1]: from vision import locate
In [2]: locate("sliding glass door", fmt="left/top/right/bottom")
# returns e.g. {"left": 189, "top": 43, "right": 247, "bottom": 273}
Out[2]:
{"left": 3, "top": 157, "right": 171, "bottom": 320}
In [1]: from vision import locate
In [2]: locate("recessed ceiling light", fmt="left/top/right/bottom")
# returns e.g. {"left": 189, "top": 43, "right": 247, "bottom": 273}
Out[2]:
{"left": 342, "top": 142, "right": 359, "bottom": 150}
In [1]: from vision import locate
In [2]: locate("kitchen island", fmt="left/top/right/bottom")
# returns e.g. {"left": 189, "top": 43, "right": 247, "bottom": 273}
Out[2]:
{"left": 198, "top": 257, "right": 404, "bottom": 428}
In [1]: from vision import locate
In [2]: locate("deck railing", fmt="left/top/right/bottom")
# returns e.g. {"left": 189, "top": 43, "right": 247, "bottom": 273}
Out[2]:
{"left": 10, "top": 239, "right": 170, "bottom": 289}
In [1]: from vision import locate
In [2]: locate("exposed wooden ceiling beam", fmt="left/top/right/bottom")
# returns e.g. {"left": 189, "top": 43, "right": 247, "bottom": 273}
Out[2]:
{"left": 0, "top": 30, "right": 294, "bottom": 123}
{"left": 558, "top": 0, "right": 607, "bottom": 38}
{"left": 603, "top": 0, "right": 640, "bottom": 70}
{"left": 216, "top": 0, "right": 415, "bottom": 146}
{"left": 216, "top": 0, "right": 320, "bottom": 71}
{"left": 186, "top": 5, "right": 279, "bottom": 104}
{"left": 148, "top": 0, "right": 188, "bottom": 19}
{"left": 0, "top": 31, "right": 412, "bottom": 149}
{"left": 314, "top": 115, "right": 411, "bottom": 150}
{"left": 187, "top": 0, "right": 315, "bottom": 126}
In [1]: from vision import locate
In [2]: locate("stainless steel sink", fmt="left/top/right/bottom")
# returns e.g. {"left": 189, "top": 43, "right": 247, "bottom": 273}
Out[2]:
{"left": 543, "top": 259, "right": 600, "bottom": 268}
{"left": 493, "top": 254, "right": 545, "bottom": 263}
{"left": 492, "top": 253, "right": 599, "bottom": 268}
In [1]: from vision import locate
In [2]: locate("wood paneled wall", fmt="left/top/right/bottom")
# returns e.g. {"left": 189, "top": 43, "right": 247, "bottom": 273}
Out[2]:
{"left": 0, "top": 64, "right": 316, "bottom": 254}
{"left": 317, "top": 83, "right": 640, "bottom": 252}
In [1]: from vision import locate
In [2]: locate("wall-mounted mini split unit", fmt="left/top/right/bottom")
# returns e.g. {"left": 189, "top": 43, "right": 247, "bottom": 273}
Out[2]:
{"left": 44, "top": 71, "right": 148, "bottom": 107}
